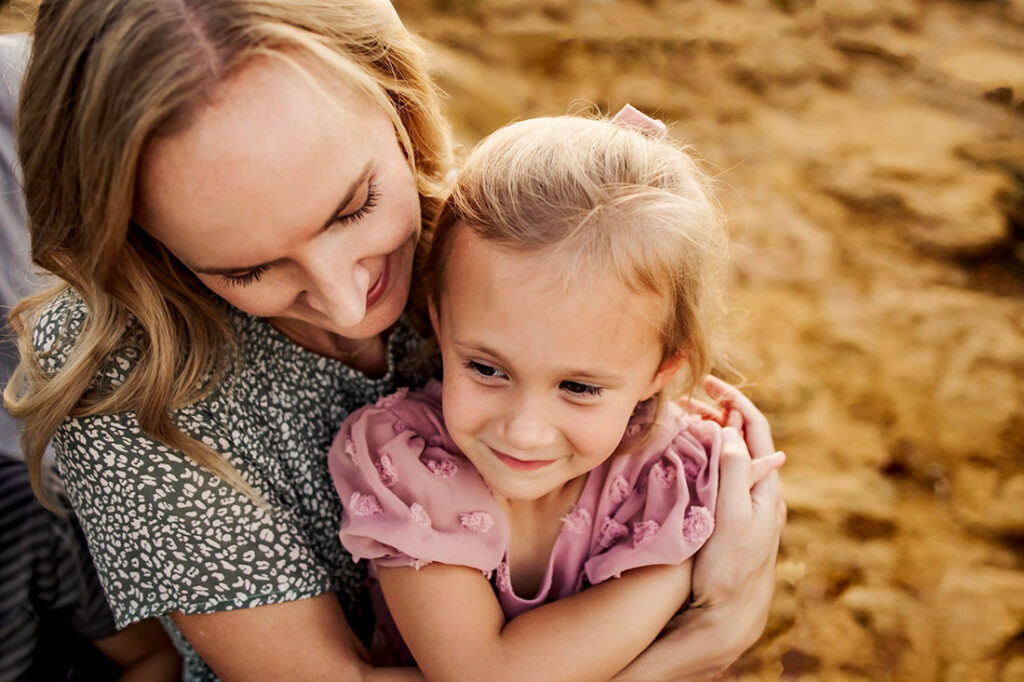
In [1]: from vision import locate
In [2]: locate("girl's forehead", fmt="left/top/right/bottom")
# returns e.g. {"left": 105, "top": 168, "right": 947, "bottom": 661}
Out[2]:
{"left": 444, "top": 228, "right": 665, "bottom": 342}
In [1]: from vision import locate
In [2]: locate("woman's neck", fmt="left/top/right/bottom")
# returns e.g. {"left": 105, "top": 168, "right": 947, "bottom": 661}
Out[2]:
{"left": 269, "top": 317, "right": 388, "bottom": 376}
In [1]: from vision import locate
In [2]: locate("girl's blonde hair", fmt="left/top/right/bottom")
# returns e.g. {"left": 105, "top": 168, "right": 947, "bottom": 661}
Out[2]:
{"left": 4, "top": 0, "right": 453, "bottom": 507}
{"left": 422, "top": 113, "right": 727, "bottom": 400}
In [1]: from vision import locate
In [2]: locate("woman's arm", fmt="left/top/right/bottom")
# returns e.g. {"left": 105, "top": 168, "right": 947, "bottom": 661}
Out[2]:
{"left": 92, "top": 619, "right": 182, "bottom": 682}
{"left": 615, "top": 377, "right": 787, "bottom": 681}
{"left": 170, "top": 594, "right": 424, "bottom": 682}
{"left": 378, "top": 558, "right": 692, "bottom": 682}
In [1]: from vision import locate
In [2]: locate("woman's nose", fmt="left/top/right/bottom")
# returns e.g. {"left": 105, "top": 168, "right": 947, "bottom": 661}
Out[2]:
{"left": 301, "top": 248, "right": 372, "bottom": 329}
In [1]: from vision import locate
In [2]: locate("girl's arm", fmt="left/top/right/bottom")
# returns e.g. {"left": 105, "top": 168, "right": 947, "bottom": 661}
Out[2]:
{"left": 379, "top": 558, "right": 692, "bottom": 682}
{"left": 171, "top": 595, "right": 425, "bottom": 682}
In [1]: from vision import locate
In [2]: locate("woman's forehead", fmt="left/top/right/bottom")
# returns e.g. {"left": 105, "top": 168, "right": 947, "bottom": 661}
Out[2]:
{"left": 135, "top": 56, "right": 391, "bottom": 263}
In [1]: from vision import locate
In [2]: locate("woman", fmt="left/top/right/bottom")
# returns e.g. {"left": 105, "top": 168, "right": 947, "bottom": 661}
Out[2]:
{"left": 4, "top": 1, "right": 785, "bottom": 680}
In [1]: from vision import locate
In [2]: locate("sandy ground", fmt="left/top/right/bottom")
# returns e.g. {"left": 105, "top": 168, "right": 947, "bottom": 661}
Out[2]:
{"left": 3, "top": 0, "right": 1023, "bottom": 679}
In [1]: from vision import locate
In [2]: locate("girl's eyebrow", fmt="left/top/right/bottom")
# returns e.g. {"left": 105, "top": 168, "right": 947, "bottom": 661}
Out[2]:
{"left": 190, "top": 163, "right": 374, "bottom": 275}
{"left": 453, "top": 339, "right": 506, "bottom": 362}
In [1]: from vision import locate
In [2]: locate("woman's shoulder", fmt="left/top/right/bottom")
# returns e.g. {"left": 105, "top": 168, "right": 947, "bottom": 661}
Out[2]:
{"left": 30, "top": 287, "right": 91, "bottom": 375}
{"left": 29, "top": 287, "right": 150, "bottom": 391}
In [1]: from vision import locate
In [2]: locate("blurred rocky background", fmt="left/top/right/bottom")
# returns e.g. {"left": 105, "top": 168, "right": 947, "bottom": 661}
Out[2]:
{"left": 4, "top": 0, "right": 1023, "bottom": 679}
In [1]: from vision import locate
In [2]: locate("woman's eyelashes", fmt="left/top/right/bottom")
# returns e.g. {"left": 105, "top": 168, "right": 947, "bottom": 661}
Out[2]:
{"left": 219, "top": 181, "right": 380, "bottom": 287}
{"left": 222, "top": 264, "right": 269, "bottom": 288}
{"left": 335, "top": 181, "right": 379, "bottom": 227}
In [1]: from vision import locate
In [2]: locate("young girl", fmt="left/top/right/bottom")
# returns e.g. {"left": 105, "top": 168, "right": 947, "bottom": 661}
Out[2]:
{"left": 328, "top": 106, "right": 785, "bottom": 680}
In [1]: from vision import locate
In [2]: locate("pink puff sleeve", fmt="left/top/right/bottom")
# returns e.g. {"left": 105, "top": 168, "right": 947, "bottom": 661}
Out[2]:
{"left": 583, "top": 404, "right": 721, "bottom": 585}
{"left": 327, "top": 384, "right": 509, "bottom": 574}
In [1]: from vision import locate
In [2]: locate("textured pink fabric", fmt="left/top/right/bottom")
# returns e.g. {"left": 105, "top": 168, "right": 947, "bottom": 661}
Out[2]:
{"left": 328, "top": 380, "right": 721, "bottom": 624}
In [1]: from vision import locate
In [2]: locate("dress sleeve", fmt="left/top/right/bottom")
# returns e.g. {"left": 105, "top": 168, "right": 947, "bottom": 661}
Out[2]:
{"left": 583, "top": 410, "right": 721, "bottom": 585}
{"left": 53, "top": 410, "right": 340, "bottom": 629}
{"left": 328, "top": 391, "right": 508, "bottom": 574}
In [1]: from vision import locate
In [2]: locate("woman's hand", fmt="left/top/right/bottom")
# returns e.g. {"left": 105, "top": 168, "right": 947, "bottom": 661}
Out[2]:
{"left": 615, "top": 377, "right": 786, "bottom": 681}
{"left": 686, "top": 375, "right": 786, "bottom": 600}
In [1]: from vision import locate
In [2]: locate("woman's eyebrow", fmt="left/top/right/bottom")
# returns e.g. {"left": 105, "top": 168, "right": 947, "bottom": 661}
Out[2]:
{"left": 190, "top": 163, "right": 374, "bottom": 275}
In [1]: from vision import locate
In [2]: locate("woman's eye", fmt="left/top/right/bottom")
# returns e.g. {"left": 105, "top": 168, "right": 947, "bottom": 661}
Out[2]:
{"left": 465, "top": 360, "right": 507, "bottom": 380}
{"left": 560, "top": 380, "right": 603, "bottom": 398}
{"left": 221, "top": 265, "right": 269, "bottom": 288}
{"left": 335, "top": 181, "right": 380, "bottom": 226}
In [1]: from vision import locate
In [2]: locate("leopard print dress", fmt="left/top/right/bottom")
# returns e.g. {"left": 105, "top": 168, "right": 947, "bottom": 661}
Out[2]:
{"left": 35, "top": 290, "right": 433, "bottom": 680}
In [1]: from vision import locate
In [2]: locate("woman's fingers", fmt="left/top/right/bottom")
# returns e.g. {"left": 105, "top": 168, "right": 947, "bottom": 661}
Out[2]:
{"left": 726, "top": 406, "right": 744, "bottom": 431}
{"left": 703, "top": 375, "right": 775, "bottom": 458}
{"left": 749, "top": 451, "right": 785, "bottom": 486}
{"left": 677, "top": 396, "right": 725, "bottom": 425}
{"left": 716, "top": 427, "right": 754, "bottom": 521}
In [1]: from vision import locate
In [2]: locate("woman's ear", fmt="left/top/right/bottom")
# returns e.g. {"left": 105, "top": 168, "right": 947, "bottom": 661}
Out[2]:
{"left": 641, "top": 353, "right": 685, "bottom": 401}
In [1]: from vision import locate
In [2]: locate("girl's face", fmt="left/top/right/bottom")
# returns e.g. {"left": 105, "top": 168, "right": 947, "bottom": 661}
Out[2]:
{"left": 136, "top": 57, "right": 421, "bottom": 346}
{"left": 431, "top": 227, "right": 681, "bottom": 502}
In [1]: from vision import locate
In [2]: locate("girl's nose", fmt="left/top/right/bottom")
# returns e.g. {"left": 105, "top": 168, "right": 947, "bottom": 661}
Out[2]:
{"left": 497, "top": 396, "right": 557, "bottom": 452}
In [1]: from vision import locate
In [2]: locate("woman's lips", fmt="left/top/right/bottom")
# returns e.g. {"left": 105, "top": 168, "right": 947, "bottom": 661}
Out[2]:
{"left": 493, "top": 449, "right": 557, "bottom": 471}
{"left": 365, "top": 257, "right": 390, "bottom": 308}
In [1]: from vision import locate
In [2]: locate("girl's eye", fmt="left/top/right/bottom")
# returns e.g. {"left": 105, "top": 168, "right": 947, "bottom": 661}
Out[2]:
{"left": 221, "top": 265, "right": 269, "bottom": 288}
{"left": 465, "top": 360, "right": 508, "bottom": 381}
{"left": 335, "top": 181, "right": 379, "bottom": 226}
{"left": 560, "top": 380, "right": 603, "bottom": 398}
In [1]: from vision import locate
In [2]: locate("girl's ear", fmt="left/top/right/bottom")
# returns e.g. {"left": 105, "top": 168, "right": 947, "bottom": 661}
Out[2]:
{"left": 641, "top": 353, "right": 685, "bottom": 401}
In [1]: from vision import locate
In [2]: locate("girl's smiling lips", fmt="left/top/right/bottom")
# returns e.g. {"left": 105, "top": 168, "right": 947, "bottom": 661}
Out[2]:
{"left": 491, "top": 447, "right": 558, "bottom": 471}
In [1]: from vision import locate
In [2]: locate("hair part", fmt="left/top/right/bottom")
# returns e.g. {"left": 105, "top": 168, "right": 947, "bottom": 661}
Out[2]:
{"left": 5, "top": 0, "right": 453, "bottom": 508}
{"left": 422, "top": 114, "right": 728, "bottom": 402}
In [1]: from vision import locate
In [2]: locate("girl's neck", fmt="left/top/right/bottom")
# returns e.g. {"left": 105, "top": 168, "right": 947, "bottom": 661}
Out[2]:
{"left": 495, "top": 475, "right": 587, "bottom": 523}
{"left": 495, "top": 475, "right": 588, "bottom": 597}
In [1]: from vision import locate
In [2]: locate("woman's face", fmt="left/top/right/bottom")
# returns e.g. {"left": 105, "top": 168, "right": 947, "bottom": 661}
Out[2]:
{"left": 136, "top": 57, "right": 421, "bottom": 344}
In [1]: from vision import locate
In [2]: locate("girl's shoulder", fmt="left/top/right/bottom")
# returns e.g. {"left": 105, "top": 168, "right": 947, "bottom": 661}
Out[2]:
{"left": 576, "top": 403, "right": 722, "bottom": 585}
{"left": 328, "top": 381, "right": 509, "bottom": 574}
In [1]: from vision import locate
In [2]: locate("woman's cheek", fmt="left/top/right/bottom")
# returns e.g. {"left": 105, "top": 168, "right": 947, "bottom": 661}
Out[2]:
{"left": 200, "top": 276, "right": 296, "bottom": 318}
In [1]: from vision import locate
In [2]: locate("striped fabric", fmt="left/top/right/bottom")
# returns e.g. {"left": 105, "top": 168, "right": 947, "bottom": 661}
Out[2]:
{"left": 0, "top": 456, "right": 118, "bottom": 682}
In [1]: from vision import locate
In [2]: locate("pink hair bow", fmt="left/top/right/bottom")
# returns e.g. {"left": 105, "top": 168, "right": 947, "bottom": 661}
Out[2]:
{"left": 611, "top": 103, "right": 667, "bottom": 140}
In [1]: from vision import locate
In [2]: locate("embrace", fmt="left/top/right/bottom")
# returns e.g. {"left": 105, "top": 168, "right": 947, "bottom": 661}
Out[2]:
{"left": 5, "top": 1, "right": 785, "bottom": 680}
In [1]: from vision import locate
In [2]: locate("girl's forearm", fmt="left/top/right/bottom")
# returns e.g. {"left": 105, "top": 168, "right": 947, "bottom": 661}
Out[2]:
{"left": 495, "top": 563, "right": 692, "bottom": 681}
{"left": 393, "top": 561, "right": 692, "bottom": 682}
{"left": 612, "top": 601, "right": 748, "bottom": 682}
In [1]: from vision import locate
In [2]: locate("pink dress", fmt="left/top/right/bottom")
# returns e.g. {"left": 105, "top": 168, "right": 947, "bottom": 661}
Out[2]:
{"left": 328, "top": 381, "right": 721, "bottom": 658}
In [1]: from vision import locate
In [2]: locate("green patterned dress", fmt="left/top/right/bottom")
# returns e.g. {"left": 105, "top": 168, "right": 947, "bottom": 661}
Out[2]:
{"left": 34, "top": 290, "right": 433, "bottom": 680}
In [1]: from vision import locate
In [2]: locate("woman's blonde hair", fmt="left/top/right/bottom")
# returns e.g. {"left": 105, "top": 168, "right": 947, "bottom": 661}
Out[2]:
{"left": 4, "top": 0, "right": 453, "bottom": 507}
{"left": 422, "top": 113, "right": 727, "bottom": 400}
